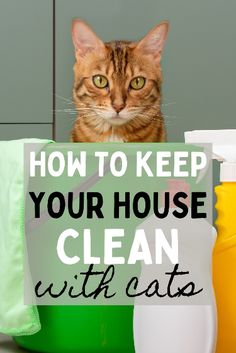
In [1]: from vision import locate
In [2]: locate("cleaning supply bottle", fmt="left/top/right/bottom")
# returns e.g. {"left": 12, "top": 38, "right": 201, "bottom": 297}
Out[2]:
{"left": 133, "top": 178, "right": 217, "bottom": 353}
{"left": 185, "top": 129, "right": 236, "bottom": 353}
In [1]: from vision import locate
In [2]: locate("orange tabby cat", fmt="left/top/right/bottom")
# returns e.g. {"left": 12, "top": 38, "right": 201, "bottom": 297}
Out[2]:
{"left": 71, "top": 19, "right": 169, "bottom": 142}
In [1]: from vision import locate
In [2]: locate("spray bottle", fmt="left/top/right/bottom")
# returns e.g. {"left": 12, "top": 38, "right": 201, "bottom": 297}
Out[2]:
{"left": 133, "top": 178, "right": 216, "bottom": 353}
{"left": 185, "top": 129, "right": 236, "bottom": 353}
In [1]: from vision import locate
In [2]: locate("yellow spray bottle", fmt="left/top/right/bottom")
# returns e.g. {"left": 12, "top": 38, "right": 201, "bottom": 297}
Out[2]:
{"left": 185, "top": 130, "right": 236, "bottom": 353}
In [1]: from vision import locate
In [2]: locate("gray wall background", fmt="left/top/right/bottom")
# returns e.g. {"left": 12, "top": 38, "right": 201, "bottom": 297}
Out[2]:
{"left": 0, "top": 0, "right": 235, "bottom": 142}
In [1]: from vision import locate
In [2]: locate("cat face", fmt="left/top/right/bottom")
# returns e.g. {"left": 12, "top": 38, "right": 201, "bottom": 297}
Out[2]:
{"left": 72, "top": 20, "right": 169, "bottom": 127}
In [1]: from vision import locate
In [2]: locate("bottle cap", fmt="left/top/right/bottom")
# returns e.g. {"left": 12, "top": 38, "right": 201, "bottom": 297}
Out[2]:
{"left": 220, "top": 162, "right": 236, "bottom": 182}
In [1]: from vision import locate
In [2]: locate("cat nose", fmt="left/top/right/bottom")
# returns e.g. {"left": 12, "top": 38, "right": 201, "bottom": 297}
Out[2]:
{"left": 113, "top": 103, "right": 125, "bottom": 113}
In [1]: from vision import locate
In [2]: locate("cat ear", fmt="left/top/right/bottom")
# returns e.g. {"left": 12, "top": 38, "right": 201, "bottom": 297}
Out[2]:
{"left": 72, "top": 19, "right": 105, "bottom": 58}
{"left": 135, "top": 21, "right": 169, "bottom": 64}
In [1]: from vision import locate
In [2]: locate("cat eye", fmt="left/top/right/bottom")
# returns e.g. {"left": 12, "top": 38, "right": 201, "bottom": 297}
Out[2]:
{"left": 130, "top": 77, "right": 146, "bottom": 90}
{"left": 93, "top": 75, "right": 108, "bottom": 89}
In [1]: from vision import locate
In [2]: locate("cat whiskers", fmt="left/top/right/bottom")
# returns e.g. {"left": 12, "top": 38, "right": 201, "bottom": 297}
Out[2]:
{"left": 55, "top": 94, "right": 75, "bottom": 105}
{"left": 53, "top": 105, "right": 107, "bottom": 118}
{"left": 53, "top": 108, "right": 78, "bottom": 115}
{"left": 54, "top": 95, "right": 107, "bottom": 116}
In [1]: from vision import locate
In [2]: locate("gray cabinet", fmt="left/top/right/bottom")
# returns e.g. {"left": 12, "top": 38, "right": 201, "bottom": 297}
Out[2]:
{"left": 0, "top": 0, "right": 52, "bottom": 140}
{"left": 0, "top": 124, "right": 52, "bottom": 140}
